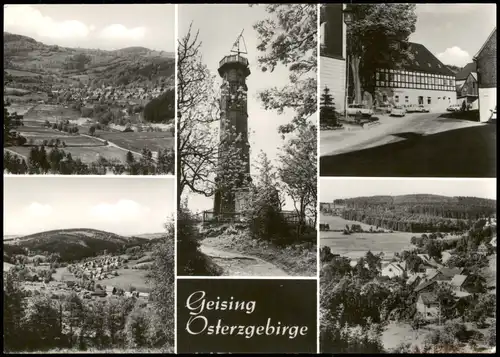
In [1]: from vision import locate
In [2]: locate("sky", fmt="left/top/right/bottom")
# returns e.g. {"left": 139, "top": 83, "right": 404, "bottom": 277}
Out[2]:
{"left": 320, "top": 178, "right": 497, "bottom": 202}
{"left": 412, "top": 4, "right": 497, "bottom": 67}
{"left": 3, "top": 4, "right": 175, "bottom": 52}
{"left": 179, "top": 4, "right": 316, "bottom": 213}
{"left": 3, "top": 177, "right": 175, "bottom": 236}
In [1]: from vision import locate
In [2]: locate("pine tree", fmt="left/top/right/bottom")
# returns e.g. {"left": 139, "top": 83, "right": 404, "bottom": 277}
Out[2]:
{"left": 320, "top": 86, "right": 338, "bottom": 128}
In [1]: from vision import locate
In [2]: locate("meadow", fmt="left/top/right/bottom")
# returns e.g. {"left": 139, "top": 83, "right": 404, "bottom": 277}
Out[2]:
{"left": 320, "top": 214, "right": 414, "bottom": 259}
{"left": 98, "top": 269, "right": 151, "bottom": 293}
{"left": 321, "top": 214, "right": 384, "bottom": 231}
{"left": 98, "top": 131, "right": 174, "bottom": 153}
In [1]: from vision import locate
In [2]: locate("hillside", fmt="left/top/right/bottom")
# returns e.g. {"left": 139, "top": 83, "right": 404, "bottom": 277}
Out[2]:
{"left": 3, "top": 228, "right": 149, "bottom": 262}
{"left": 3, "top": 32, "right": 175, "bottom": 90}
{"left": 327, "top": 194, "right": 496, "bottom": 233}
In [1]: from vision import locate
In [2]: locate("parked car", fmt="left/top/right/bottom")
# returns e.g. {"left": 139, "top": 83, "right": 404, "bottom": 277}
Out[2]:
{"left": 377, "top": 103, "right": 392, "bottom": 114}
{"left": 447, "top": 104, "right": 461, "bottom": 112}
{"left": 390, "top": 105, "right": 406, "bottom": 117}
{"left": 346, "top": 104, "right": 373, "bottom": 118}
{"left": 404, "top": 104, "right": 418, "bottom": 113}
{"left": 416, "top": 104, "right": 430, "bottom": 113}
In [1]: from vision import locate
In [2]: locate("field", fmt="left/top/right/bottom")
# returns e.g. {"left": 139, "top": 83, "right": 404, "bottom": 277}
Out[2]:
{"left": 321, "top": 231, "right": 415, "bottom": 260}
{"left": 7, "top": 145, "right": 141, "bottom": 163}
{"left": 24, "top": 104, "right": 82, "bottom": 121}
{"left": 53, "top": 267, "right": 78, "bottom": 282}
{"left": 321, "top": 214, "right": 383, "bottom": 231}
{"left": 98, "top": 131, "right": 174, "bottom": 153}
{"left": 6, "top": 103, "right": 172, "bottom": 167}
{"left": 320, "top": 215, "right": 414, "bottom": 259}
{"left": 5, "top": 68, "right": 43, "bottom": 77}
{"left": 98, "top": 269, "right": 150, "bottom": 293}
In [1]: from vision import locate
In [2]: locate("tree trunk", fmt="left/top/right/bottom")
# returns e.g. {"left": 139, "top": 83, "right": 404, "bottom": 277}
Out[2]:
{"left": 351, "top": 56, "right": 362, "bottom": 104}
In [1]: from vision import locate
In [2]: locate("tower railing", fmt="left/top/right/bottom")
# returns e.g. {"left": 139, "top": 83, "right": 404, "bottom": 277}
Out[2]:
{"left": 219, "top": 54, "right": 249, "bottom": 68}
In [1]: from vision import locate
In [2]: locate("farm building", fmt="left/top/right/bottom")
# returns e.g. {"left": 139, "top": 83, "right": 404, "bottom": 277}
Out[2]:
{"left": 416, "top": 292, "right": 440, "bottom": 321}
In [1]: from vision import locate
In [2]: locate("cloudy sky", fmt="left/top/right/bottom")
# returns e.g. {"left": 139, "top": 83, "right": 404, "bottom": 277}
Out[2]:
{"left": 3, "top": 4, "right": 175, "bottom": 52}
{"left": 3, "top": 177, "right": 175, "bottom": 236}
{"left": 179, "top": 4, "right": 315, "bottom": 212}
{"left": 320, "top": 178, "right": 497, "bottom": 202}
{"left": 412, "top": 4, "right": 497, "bottom": 67}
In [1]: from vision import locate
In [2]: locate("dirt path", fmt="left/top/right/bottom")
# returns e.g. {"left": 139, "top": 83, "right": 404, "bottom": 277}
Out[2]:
{"left": 200, "top": 244, "right": 289, "bottom": 277}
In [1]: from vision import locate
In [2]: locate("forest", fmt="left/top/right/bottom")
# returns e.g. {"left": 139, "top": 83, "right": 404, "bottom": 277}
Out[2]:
{"left": 335, "top": 195, "right": 496, "bottom": 233}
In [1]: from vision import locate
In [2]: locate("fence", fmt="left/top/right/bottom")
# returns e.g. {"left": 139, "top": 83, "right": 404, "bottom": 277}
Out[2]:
{"left": 202, "top": 210, "right": 315, "bottom": 228}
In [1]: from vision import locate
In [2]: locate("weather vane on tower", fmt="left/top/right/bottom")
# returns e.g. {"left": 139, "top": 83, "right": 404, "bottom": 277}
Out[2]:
{"left": 230, "top": 29, "right": 248, "bottom": 56}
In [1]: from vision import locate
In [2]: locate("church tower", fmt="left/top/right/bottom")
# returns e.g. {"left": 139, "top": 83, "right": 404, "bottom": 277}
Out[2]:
{"left": 213, "top": 31, "right": 251, "bottom": 215}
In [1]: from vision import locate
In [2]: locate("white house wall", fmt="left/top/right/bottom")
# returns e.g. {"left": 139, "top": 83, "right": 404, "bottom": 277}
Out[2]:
{"left": 377, "top": 87, "right": 457, "bottom": 112}
{"left": 478, "top": 87, "right": 497, "bottom": 122}
{"left": 321, "top": 56, "right": 346, "bottom": 112}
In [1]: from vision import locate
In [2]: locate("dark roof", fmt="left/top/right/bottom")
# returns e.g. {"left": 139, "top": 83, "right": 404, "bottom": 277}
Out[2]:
{"left": 415, "top": 279, "right": 437, "bottom": 292}
{"left": 437, "top": 267, "right": 463, "bottom": 279}
{"left": 456, "top": 62, "right": 477, "bottom": 80}
{"left": 474, "top": 27, "right": 497, "bottom": 59}
{"left": 398, "top": 42, "right": 455, "bottom": 76}
{"left": 419, "top": 292, "right": 439, "bottom": 305}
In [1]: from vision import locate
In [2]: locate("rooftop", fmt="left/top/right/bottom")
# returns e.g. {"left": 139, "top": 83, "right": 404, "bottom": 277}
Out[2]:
{"left": 450, "top": 274, "right": 468, "bottom": 288}
{"left": 419, "top": 292, "right": 439, "bottom": 304}
{"left": 389, "top": 42, "right": 456, "bottom": 76}
{"left": 455, "top": 62, "right": 477, "bottom": 80}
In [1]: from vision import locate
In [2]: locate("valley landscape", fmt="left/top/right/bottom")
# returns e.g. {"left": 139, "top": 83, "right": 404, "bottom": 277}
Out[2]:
{"left": 3, "top": 31, "right": 175, "bottom": 175}
{"left": 3, "top": 176, "right": 176, "bottom": 353}
{"left": 320, "top": 184, "right": 497, "bottom": 353}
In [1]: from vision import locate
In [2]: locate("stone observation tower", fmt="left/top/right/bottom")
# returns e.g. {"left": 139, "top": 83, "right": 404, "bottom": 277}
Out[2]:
{"left": 213, "top": 30, "right": 251, "bottom": 216}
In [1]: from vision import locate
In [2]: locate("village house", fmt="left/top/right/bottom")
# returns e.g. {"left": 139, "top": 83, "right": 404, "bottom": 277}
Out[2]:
{"left": 477, "top": 243, "right": 489, "bottom": 255}
{"left": 441, "top": 251, "right": 453, "bottom": 265}
{"left": 105, "top": 286, "right": 117, "bottom": 296}
{"left": 455, "top": 62, "right": 479, "bottom": 110}
{"left": 417, "top": 292, "right": 440, "bottom": 321}
{"left": 434, "top": 267, "right": 463, "bottom": 282}
{"left": 373, "top": 41, "right": 457, "bottom": 112}
{"left": 473, "top": 27, "right": 497, "bottom": 123}
{"left": 381, "top": 262, "right": 407, "bottom": 278}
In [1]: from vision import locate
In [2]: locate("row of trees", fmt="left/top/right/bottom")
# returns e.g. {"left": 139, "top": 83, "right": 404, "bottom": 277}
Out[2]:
{"left": 341, "top": 209, "right": 473, "bottom": 233}
{"left": 4, "top": 146, "right": 174, "bottom": 175}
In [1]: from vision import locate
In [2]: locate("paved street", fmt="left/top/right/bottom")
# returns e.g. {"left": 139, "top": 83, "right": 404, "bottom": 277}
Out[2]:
{"left": 320, "top": 112, "right": 496, "bottom": 177}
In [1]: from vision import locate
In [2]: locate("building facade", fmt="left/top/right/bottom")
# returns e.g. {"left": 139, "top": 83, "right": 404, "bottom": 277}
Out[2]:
{"left": 455, "top": 62, "right": 479, "bottom": 110}
{"left": 474, "top": 27, "right": 497, "bottom": 123}
{"left": 213, "top": 52, "right": 251, "bottom": 215}
{"left": 374, "top": 42, "right": 457, "bottom": 112}
{"left": 417, "top": 292, "right": 440, "bottom": 321}
{"left": 320, "top": 4, "right": 347, "bottom": 113}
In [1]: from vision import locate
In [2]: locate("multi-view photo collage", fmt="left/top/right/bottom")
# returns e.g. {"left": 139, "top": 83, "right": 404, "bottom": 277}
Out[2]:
{"left": 2, "top": 3, "right": 496, "bottom": 354}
